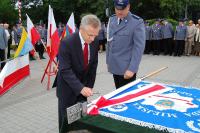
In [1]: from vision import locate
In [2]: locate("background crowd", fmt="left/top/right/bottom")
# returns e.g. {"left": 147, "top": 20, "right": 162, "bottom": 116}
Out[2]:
{"left": 1, "top": 17, "right": 200, "bottom": 71}
{"left": 144, "top": 18, "right": 200, "bottom": 57}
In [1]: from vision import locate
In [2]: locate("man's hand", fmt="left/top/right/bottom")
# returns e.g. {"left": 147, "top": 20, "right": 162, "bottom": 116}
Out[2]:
{"left": 124, "top": 70, "right": 135, "bottom": 79}
{"left": 80, "top": 87, "right": 93, "bottom": 97}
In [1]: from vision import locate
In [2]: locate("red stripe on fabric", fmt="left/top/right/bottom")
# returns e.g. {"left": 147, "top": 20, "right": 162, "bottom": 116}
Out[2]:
{"left": 31, "top": 28, "right": 40, "bottom": 45}
{"left": 49, "top": 29, "right": 60, "bottom": 60}
{"left": 67, "top": 25, "right": 73, "bottom": 35}
{"left": 88, "top": 85, "right": 165, "bottom": 115}
{"left": 100, "top": 85, "right": 165, "bottom": 108}
{"left": 30, "top": 49, "right": 35, "bottom": 55}
{"left": 153, "top": 95, "right": 191, "bottom": 103}
{"left": 0, "top": 65, "right": 30, "bottom": 96}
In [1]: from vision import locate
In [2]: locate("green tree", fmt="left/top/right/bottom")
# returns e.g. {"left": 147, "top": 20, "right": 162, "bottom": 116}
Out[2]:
{"left": 4, "top": 0, "right": 200, "bottom": 26}
{"left": 0, "top": 0, "right": 18, "bottom": 25}
{"left": 160, "top": 0, "right": 200, "bottom": 19}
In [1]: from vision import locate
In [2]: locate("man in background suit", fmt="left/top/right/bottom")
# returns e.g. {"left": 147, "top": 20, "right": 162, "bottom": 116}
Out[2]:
{"left": 161, "top": 19, "right": 174, "bottom": 55}
{"left": 56, "top": 14, "right": 101, "bottom": 132}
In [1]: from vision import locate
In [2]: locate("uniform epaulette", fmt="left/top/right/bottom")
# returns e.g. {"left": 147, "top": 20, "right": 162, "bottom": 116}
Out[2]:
{"left": 131, "top": 14, "right": 141, "bottom": 20}
{"left": 110, "top": 14, "right": 116, "bottom": 18}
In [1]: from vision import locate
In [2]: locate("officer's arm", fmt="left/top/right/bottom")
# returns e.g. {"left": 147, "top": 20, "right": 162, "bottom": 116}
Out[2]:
{"left": 161, "top": 26, "right": 164, "bottom": 39}
{"left": 128, "top": 19, "right": 145, "bottom": 73}
{"left": 106, "top": 17, "right": 111, "bottom": 65}
{"left": 3, "top": 29, "right": 8, "bottom": 47}
{"left": 170, "top": 24, "right": 174, "bottom": 36}
{"left": 174, "top": 27, "right": 177, "bottom": 40}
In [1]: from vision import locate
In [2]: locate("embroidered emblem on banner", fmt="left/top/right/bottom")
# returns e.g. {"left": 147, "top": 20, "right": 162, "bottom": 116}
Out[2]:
{"left": 142, "top": 93, "right": 198, "bottom": 112}
{"left": 99, "top": 81, "right": 200, "bottom": 133}
{"left": 108, "top": 104, "right": 128, "bottom": 112}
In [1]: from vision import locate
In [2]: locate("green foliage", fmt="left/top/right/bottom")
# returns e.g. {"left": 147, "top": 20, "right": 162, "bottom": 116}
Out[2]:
{"left": 159, "top": 0, "right": 200, "bottom": 18}
{"left": 167, "top": 18, "right": 178, "bottom": 29}
{"left": 0, "top": 0, "right": 200, "bottom": 27}
{"left": 0, "top": 0, "right": 18, "bottom": 25}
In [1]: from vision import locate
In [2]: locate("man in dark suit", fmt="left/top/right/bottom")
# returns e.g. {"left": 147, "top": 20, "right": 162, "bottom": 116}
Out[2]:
{"left": 56, "top": 14, "right": 101, "bottom": 132}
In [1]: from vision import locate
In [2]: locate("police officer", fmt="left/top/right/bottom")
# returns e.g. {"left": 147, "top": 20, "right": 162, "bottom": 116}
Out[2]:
{"left": 151, "top": 19, "right": 162, "bottom": 55}
{"left": 174, "top": 19, "right": 187, "bottom": 56}
{"left": 106, "top": 0, "right": 145, "bottom": 89}
{"left": 36, "top": 25, "right": 46, "bottom": 59}
{"left": 161, "top": 19, "right": 174, "bottom": 55}
{"left": 144, "top": 21, "right": 152, "bottom": 54}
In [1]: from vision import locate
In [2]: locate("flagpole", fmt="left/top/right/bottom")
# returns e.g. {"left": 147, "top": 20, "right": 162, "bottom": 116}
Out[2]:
{"left": 0, "top": 58, "right": 15, "bottom": 64}
{"left": 140, "top": 67, "right": 168, "bottom": 80}
{"left": 40, "top": 38, "right": 59, "bottom": 73}
{"left": 31, "top": 47, "right": 46, "bottom": 68}
{"left": 40, "top": 39, "right": 48, "bottom": 52}
{"left": 18, "top": 0, "right": 22, "bottom": 24}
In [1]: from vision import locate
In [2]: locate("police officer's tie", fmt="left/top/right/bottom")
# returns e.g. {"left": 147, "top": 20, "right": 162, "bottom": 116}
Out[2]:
{"left": 83, "top": 42, "right": 88, "bottom": 70}
{"left": 119, "top": 19, "right": 122, "bottom": 25}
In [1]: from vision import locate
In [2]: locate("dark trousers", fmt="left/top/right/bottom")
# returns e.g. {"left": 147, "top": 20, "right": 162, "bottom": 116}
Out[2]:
{"left": 35, "top": 43, "right": 44, "bottom": 58}
{"left": 144, "top": 40, "right": 151, "bottom": 54}
{"left": 163, "top": 38, "right": 173, "bottom": 55}
{"left": 7, "top": 39, "right": 12, "bottom": 58}
{"left": 113, "top": 74, "right": 136, "bottom": 89}
{"left": 0, "top": 49, "right": 6, "bottom": 69}
{"left": 58, "top": 95, "right": 86, "bottom": 133}
{"left": 174, "top": 40, "right": 185, "bottom": 56}
{"left": 152, "top": 40, "right": 160, "bottom": 55}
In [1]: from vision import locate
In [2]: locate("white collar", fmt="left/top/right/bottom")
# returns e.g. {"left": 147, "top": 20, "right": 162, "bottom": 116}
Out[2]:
{"left": 118, "top": 18, "right": 124, "bottom": 25}
{"left": 79, "top": 31, "right": 85, "bottom": 45}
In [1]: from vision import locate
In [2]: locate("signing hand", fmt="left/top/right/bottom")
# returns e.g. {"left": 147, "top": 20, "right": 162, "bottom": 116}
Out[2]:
{"left": 80, "top": 87, "right": 93, "bottom": 97}
{"left": 124, "top": 70, "right": 135, "bottom": 79}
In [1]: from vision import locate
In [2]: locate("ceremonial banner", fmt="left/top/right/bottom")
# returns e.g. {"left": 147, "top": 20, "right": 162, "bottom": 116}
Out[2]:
{"left": 0, "top": 54, "right": 30, "bottom": 95}
{"left": 89, "top": 81, "right": 200, "bottom": 133}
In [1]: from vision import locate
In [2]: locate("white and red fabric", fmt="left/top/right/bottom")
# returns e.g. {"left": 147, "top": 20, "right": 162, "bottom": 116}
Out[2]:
{"left": 47, "top": 5, "right": 60, "bottom": 61}
{"left": 26, "top": 14, "right": 41, "bottom": 45}
{"left": 61, "top": 12, "right": 76, "bottom": 39}
{"left": 87, "top": 80, "right": 172, "bottom": 115}
{"left": 0, "top": 54, "right": 30, "bottom": 96}
{"left": 26, "top": 14, "right": 41, "bottom": 55}
{"left": 66, "top": 12, "right": 76, "bottom": 34}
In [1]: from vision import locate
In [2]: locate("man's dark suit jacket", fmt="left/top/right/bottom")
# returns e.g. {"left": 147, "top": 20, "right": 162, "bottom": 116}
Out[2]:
{"left": 57, "top": 32, "right": 99, "bottom": 107}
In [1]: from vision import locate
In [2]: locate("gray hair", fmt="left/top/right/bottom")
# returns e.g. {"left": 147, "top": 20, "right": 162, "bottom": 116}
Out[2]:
{"left": 80, "top": 14, "right": 101, "bottom": 29}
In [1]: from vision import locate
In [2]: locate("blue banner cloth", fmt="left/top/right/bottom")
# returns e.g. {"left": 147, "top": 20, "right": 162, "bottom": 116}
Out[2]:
{"left": 99, "top": 81, "right": 200, "bottom": 133}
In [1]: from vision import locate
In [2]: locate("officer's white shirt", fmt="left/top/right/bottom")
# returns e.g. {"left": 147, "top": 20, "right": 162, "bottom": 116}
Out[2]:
{"left": 117, "top": 18, "right": 124, "bottom": 25}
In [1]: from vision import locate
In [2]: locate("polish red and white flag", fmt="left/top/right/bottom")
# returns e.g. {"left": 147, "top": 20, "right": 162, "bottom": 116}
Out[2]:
{"left": 0, "top": 54, "right": 30, "bottom": 96}
{"left": 26, "top": 14, "right": 41, "bottom": 45}
{"left": 47, "top": 5, "right": 60, "bottom": 61}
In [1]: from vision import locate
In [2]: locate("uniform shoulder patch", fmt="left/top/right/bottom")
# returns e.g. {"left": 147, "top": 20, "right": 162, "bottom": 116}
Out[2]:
{"left": 131, "top": 14, "right": 141, "bottom": 20}
{"left": 110, "top": 14, "right": 116, "bottom": 18}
